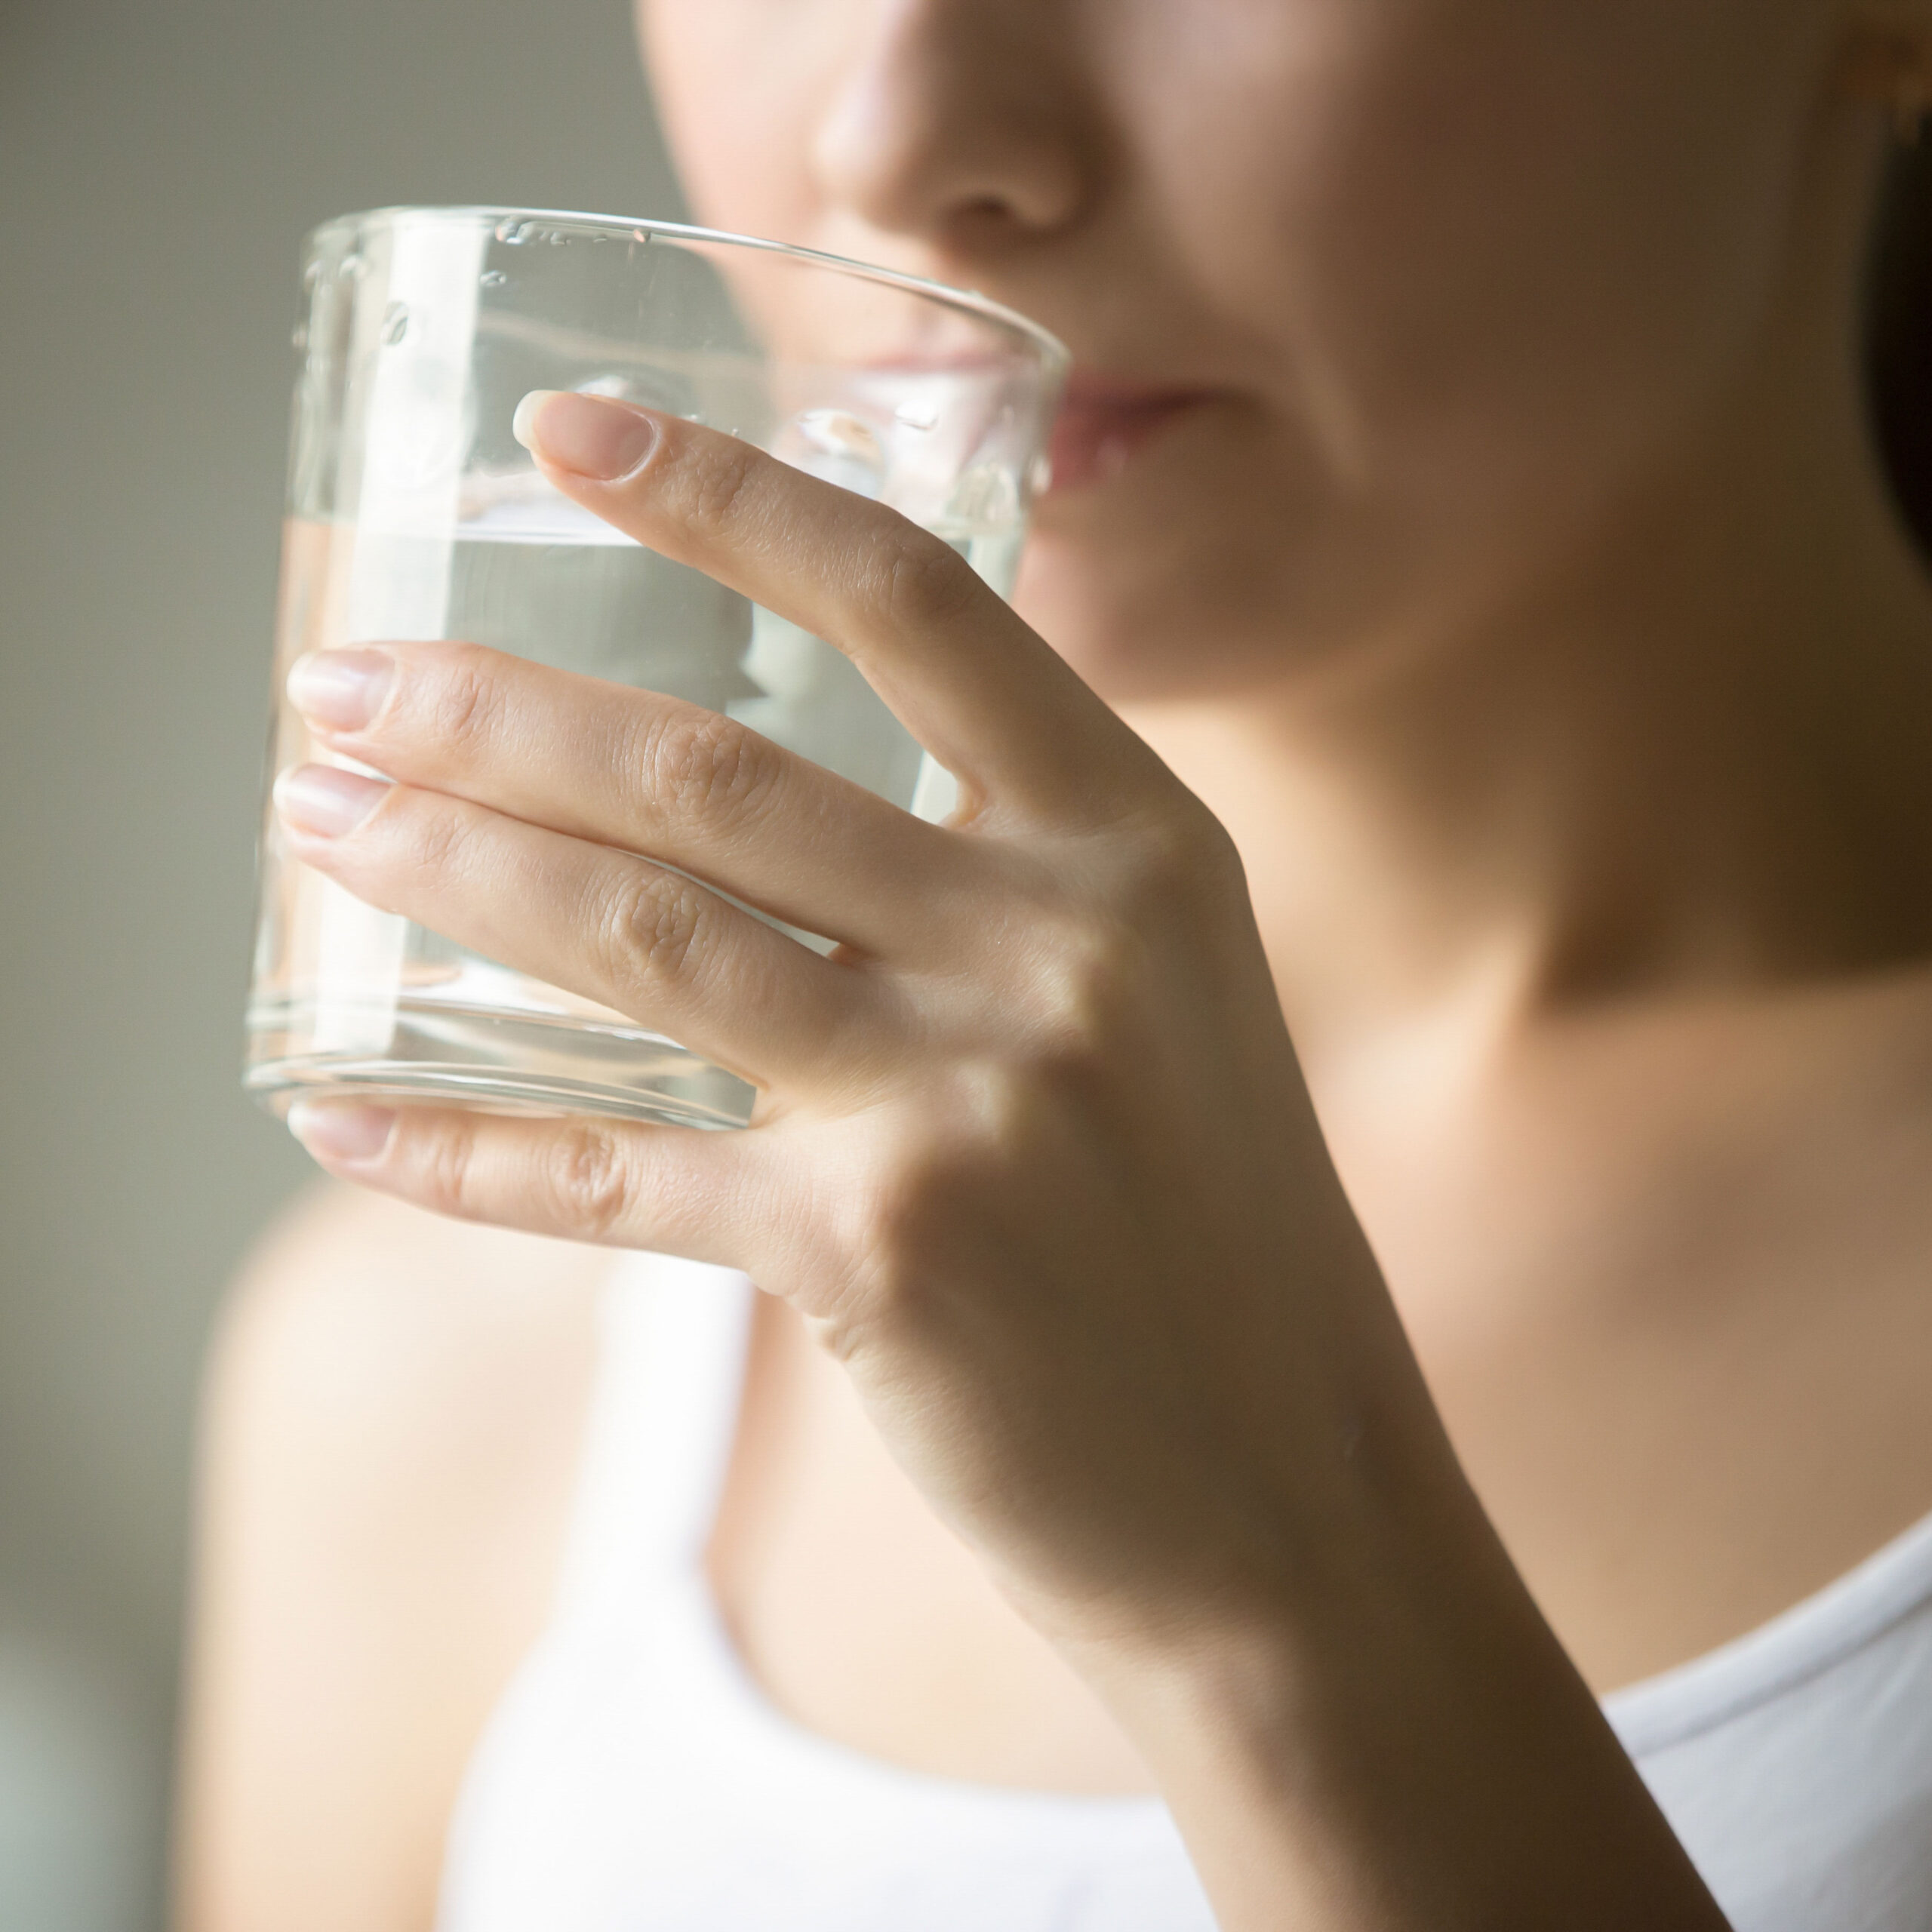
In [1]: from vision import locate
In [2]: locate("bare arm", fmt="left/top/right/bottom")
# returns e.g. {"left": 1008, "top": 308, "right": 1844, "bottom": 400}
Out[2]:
{"left": 1086, "top": 1480, "right": 1720, "bottom": 1929}
{"left": 174, "top": 1183, "right": 601, "bottom": 1932}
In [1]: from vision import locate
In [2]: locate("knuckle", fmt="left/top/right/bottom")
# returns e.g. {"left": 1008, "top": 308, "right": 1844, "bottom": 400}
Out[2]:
{"left": 678, "top": 436, "right": 762, "bottom": 540}
{"left": 877, "top": 531, "right": 980, "bottom": 634}
{"left": 417, "top": 648, "right": 501, "bottom": 751}
{"left": 398, "top": 793, "right": 469, "bottom": 890}
{"left": 1020, "top": 808, "right": 1247, "bottom": 1055}
{"left": 1112, "top": 797, "right": 1247, "bottom": 923}
{"left": 410, "top": 1116, "right": 486, "bottom": 1223}
{"left": 601, "top": 865, "right": 708, "bottom": 989}
{"left": 638, "top": 706, "right": 779, "bottom": 823}
{"left": 542, "top": 1120, "right": 636, "bottom": 1238}
{"left": 1038, "top": 921, "right": 1137, "bottom": 1042}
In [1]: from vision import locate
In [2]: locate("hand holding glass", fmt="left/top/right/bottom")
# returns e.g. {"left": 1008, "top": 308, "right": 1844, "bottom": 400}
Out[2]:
{"left": 246, "top": 207, "right": 1065, "bottom": 1128}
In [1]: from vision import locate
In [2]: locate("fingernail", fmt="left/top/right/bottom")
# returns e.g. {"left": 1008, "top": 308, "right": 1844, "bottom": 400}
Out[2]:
{"left": 288, "top": 1098, "right": 396, "bottom": 1162}
{"left": 288, "top": 648, "right": 394, "bottom": 731}
{"left": 273, "top": 763, "right": 389, "bottom": 836}
{"left": 513, "top": 389, "right": 658, "bottom": 480}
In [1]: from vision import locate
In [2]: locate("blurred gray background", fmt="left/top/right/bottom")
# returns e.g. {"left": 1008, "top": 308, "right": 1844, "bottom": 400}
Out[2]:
{"left": 0, "top": 4, "right": 679, "bottom": 1923}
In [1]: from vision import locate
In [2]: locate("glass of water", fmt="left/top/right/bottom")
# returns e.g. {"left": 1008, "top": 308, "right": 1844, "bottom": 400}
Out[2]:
{"left": 245, "top": 205, "right": 1066, "bottom": 1129}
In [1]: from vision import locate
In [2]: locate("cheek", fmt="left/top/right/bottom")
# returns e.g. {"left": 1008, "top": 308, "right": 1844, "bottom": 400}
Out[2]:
{"left": 638, "top": 0, "right": 838, "bottom": 238}
{"left": 1014, "top": 0, "right": 1835, "bottom": 700}
{"left": 1149, "top": 0, "right": 1826, "bottom": 519}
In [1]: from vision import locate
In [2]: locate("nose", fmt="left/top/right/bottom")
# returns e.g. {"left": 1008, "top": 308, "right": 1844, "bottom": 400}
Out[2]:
{"left": 809, "top": 0, "right": 1100, "bottom": 254}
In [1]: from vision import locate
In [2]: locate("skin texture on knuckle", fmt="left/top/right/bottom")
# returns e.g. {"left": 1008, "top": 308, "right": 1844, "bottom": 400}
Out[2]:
{"left": 1030, "top": 918, "right": 1144, "bottom": 1061}
{"left": 601, "top": 863, "right": 709, "bottom": 995}
{"left": 875, "top": 530, "right": 983, "bottom": 637}
{"left": 542, "top": 1119, "right": 638, "bottom": 1241}
{"left": 1108, "top": 796, "right": 1251, "bottom": 931}
{"left": 405, "top": 1113, "right": 491, "bottom": 1226}
{"left": 990, "top": 851, "right": 1180, "bottom": 1063}
{"left": 637, "top": 706, "right": 780, "bottom": 826}
{"left": 393, "top": 796, "right": 475, "bottom": 906}
{"left": 414, "top": 645, "right": 503, "bottom": 758}
{"left": 673, "top": 432, "right": 764, "bottom": 547}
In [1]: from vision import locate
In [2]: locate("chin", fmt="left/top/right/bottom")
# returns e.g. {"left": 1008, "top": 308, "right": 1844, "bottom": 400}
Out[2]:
{"left": 1013, "top": 503, "right": 1324, "bottom": 711}
{"left": 1011, "top": 399, "right": 1359, "bottom": 707}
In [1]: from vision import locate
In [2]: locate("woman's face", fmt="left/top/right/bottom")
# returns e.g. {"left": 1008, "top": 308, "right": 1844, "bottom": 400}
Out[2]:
{"left": 638, "top": 0, "right": 1869, "bottom": 703}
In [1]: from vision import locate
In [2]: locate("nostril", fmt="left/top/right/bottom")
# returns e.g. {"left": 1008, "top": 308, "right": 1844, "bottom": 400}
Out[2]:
{"left": 940, "top": 193, "right": 1029, "bottom": 250}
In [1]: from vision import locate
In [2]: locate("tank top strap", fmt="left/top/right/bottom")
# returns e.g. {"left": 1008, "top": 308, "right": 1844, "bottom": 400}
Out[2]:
{"left": 545, "top": 1247, "right": 756, "bottom": 1634}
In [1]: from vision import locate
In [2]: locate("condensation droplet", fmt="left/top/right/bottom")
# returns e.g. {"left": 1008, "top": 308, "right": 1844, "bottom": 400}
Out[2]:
{"left": 340, "top": 251, "right": 366, "bottom": 279}
{"left": 290, "top": 321, "right": 308, "bottom": 351}
{"left": 301, "top": 259, "right": 321, "bottom": 291}
{"left": 494, "top": 218, "right": 535, "bottom": 245}
{"left": 380, "top": 300, "right": 410, "bottom": 346}
{"left": 894, "top": 398, "right": 940, "bottom": 432}
{"left": 479, "top": 269, "right": 508, "bottom": 288}
{"left": 1026, "top": 454, "right": 1053, "bottom": 498}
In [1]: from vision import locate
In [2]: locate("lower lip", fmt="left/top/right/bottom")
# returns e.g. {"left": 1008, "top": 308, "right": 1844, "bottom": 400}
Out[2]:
{"left": 1043, "top": 393, "right": 1212, "bottom": 494}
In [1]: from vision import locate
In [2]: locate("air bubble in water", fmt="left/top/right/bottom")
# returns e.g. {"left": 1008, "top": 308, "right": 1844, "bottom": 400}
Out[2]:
{"left": 894, "top": 398, "right": 940, "bottom": 432}
{"left": 797, "top": 409, "right": 883, "bottom": 460}
{"left": 948, "top": 462, "right": 1020, "bottom": 530}
{"left": 380, "top": 300, "right": 410, "bottom": 346}
{"left": 788, "top": 408, "right": 887, "bottom": 496}
{"left": 480, "top": 269, "right": 508, "bottom": 288}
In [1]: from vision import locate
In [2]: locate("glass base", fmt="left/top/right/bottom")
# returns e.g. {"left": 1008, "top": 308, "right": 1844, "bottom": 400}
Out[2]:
{"left": 245, "top": 993, "right": 757, "bottom": 1130}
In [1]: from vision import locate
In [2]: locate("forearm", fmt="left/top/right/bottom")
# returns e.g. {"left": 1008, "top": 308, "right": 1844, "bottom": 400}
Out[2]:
{"left": 1091, "top": 1481, "right": 1730, "bottom": 1932}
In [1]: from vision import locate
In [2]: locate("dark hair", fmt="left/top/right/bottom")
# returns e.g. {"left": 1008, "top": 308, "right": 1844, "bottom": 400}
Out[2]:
{"left": 1868, "top": 142, "right": 1932, "bottom": 554}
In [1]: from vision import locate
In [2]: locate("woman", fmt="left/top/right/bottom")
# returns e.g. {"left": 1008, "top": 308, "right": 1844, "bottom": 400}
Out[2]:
{"left": 179, "top": 2, "right": 1932, "bottom": 1927}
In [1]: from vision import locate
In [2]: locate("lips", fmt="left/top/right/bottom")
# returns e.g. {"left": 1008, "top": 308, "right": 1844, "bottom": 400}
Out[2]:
{"left": 1044, "top": 378, "right": 1217, "bottom": 493}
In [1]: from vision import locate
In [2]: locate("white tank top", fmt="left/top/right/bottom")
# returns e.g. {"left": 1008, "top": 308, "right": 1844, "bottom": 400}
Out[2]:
{"left": 438, "top": 1251, "right": 1932, "bottom": 1932}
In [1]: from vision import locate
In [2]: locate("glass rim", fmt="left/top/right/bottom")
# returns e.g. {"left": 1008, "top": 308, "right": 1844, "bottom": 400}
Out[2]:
{"left": 302, "top": 204, "right": 1071, "bottom": 374}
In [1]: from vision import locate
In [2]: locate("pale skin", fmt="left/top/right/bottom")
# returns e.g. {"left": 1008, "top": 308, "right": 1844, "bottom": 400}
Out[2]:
{"left": 179, "top": 2, "right": 1932, "bottom": 1928}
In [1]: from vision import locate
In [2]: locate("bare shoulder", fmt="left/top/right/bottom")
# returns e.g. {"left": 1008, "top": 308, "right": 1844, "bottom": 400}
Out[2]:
{"left": 209, "top": 1177, "right": 607, "bottom": 1506}
{"left": 177, "top": 1180, "right": 609, "bottom": 1932}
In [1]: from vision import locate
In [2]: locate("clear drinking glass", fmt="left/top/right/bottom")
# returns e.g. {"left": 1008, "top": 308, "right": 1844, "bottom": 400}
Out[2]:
{"left": 245, "top": 206, "right": 1066, "bottom": 1128}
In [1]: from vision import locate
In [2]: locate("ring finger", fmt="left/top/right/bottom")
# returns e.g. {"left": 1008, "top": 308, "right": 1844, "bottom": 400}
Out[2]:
{"left": 273, "top": 762, "right": 894, "bottom": 1096}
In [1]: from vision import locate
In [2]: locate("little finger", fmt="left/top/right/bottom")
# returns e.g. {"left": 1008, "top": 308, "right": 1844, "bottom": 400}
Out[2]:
{"left": 285, "top": 1096, "right": 776, "bottom": 1267}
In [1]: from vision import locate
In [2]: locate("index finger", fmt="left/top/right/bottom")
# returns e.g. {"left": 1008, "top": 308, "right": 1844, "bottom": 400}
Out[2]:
{"left": 512, "top": 389, "right": 1168, "bottom": 822}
